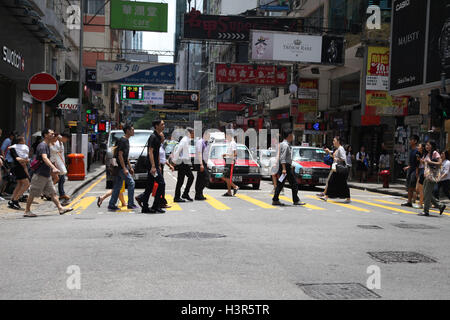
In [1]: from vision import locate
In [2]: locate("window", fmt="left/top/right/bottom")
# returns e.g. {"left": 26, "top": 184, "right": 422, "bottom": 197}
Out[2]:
{"left": 292, "top": 148, "right": 326, "bottom": 162}
{"left": 84, "top": 0, "right": 105, "bottom": 15}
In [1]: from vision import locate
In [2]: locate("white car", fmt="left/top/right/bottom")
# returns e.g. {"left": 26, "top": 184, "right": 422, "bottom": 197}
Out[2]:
{"left": 256, "top": 149, "right": 277, "bottom": 178}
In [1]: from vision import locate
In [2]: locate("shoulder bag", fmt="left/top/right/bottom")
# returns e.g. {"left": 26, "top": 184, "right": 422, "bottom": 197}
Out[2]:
{"left": 134, "top": 139, "right": 150, "bottom": 173}
{"left": 424, "top": 153, "right": 442, "bottom": 183}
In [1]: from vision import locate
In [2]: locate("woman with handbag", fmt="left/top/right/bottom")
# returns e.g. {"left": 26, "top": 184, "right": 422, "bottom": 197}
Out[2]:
{"left": 421, "top": 140, "right": 446, "bottom": 216}
{"left": 320, "top": 136, "right": 351, "bottom": 203}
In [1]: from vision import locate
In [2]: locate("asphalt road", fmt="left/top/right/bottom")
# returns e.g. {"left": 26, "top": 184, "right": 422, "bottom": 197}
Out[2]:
{"left": 1, "top": 170, "right": 450, "bottom": 300}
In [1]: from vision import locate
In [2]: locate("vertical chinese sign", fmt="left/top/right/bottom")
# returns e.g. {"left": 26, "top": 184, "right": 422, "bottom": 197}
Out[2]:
{"left": 363, "top": 47, "right": 408, "bottom": 126}
{"left": 110, "top": 1, "right": 168, "bottom": 32}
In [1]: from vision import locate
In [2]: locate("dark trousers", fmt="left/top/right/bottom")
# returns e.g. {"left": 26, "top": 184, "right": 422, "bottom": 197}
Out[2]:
{"left": 175, "top": 163, "right": 194, "bottom": 199}
{"left": 195, "top": 162, "right": 207, "bottom": 197}
{"left": 58, "top": 174, "right": 66, "bottom": 196}
{"left": 272, "top": 164, "right": 299, "bottom": 203}
{"left": 433, "top": 179, "right": 450, "bottom": 200}
{"left": 142, "top": 168, "right": 165, "bottom": 210}
{"left": 87, "top": 153, "right": 92, "bottom": 172}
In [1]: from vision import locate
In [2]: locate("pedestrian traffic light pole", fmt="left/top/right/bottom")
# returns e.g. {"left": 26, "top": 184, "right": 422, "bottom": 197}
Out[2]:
{"left": 77, "top": 0, "right": 84, "bottom": 154}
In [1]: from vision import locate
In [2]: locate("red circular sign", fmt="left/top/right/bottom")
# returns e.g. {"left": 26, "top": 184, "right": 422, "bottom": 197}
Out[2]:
{"left": 28, "top": 73, "right": 59, "bottom": 102}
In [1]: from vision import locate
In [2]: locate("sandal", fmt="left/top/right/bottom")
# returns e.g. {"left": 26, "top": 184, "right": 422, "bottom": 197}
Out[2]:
{"left": 59, "top": 208, "right": 73, "bottom": 215}
{"left": 319, "top": 196, "right": 328, "bottom": 202}
{"left": 97, "top": 197, "right": 102, "bottom": 208}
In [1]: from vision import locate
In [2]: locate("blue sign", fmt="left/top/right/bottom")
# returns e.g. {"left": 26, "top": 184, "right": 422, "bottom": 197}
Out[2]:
{"left": 259, "top": 0, "right": 290, "bottom": 11}
{"left": 313, "top": 123, "right": 320, "bottom": 131}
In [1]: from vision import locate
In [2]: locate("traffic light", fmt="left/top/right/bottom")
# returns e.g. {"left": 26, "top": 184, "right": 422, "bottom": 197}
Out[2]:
{"left": 430, "top": 89, "right": 450, "bottom": 126}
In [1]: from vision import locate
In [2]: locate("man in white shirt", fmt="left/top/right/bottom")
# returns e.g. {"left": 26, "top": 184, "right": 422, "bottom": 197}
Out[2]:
{"left": 221, "top": 131, "right": 238, "bottom": 197}
{"left": 194, "top": 130, "right": 210, "bottom": 200}
{"left": 172, "top": 127, "right": 195, "bottom": 202}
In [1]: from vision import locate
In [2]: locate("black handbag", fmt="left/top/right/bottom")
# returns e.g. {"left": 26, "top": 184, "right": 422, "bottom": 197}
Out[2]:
{"left": 336, "top": 163, "right": 349, "bottom": 176}
{"left": 134, "top": 140, "right": 150, "bottom": 173}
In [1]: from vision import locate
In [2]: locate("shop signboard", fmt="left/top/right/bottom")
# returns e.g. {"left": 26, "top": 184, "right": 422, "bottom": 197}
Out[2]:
{"left": 110, "top": 1, "right": 168, "bottom": 32}
{"left": 58, "top": 98, "right": 79, "bottom": 110}
{"left": 135, "top": 90, "right": 164, "bottom": 105}
{"left": 96, "top": 61, "right": 175, "bottom": 85}
{"left": 259, "top": 0, "right": 290, "bottom": 11}
{"left": 149, "top": 90, "right": 200, "bottom": 112}
{"left": 217, "top": 103, "right": 247, "bottom": 111}
{"left": 298, "top": 99, "right": 318, "bottom": 113}
{"left": 250, "top": 30, "right": 344, "bottom": 65}
{"left": 366, "top": 47, "right": 390, "bottom": 91}
{"left": 366, "top": 90, "right": 409, "bottom": 116}
{"left": 215, "top": 63, "right": 289, "bottom": 86}
{"left": 298, "top": 79, "right": 319, "bottom": 99}
{"left": 389, "top": 0, "right": 428, "bottom": 93}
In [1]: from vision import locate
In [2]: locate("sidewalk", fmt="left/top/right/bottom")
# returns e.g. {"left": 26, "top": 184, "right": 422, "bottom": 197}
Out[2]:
{"left": 0, "top": 162, "right": 105, "bottom": 213}
{"left": 347, "top": 179, "right": 408, "bottom": 198}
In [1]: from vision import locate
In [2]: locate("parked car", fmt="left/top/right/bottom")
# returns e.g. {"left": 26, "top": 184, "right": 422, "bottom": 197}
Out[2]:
{"left": 206, "top": 143, "right": 261, "bottom": 189}
{"left": 105, "top": 129, "right": 153, "bottom": 188}
{"left": 256, "top": 149, "right": 277, "bottom": 178}
{"left": 163, "top": 140, "right": 178, "bottom": 159}
{"left": 291, "top": 146, "right": 330, "bottom": 187}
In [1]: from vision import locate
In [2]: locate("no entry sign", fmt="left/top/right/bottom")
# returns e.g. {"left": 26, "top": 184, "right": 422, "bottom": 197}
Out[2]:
{"left": 28, "top": 73, "right": 58, "bottom": 102}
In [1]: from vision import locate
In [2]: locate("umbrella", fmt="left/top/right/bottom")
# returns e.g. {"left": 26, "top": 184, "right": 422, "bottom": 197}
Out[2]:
{"left": 32, "top": 131, "right": 41, "bottom": 137}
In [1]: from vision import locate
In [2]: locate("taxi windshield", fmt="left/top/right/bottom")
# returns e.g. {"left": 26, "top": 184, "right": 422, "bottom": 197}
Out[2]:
{"left": 292, "top": 148, "right": 326, "bottom": 162}
{"left": 210, "top": 145, "right": 252, "bottom": 160}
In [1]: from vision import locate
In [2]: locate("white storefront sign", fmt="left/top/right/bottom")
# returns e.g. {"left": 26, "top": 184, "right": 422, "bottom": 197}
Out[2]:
{"left": 135, "top": 90, "right": 164, "bottom": 105}
{"left": 58, "top": 98, "right": 79, "bottom": 110}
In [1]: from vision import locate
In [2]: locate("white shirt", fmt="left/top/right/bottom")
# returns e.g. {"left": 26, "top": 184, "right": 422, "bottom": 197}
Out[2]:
{"left": 195, "top": 138, "right": 209, "bottom": 163}
{"left": 11, "top": 144, "right": 29, "bottom": 160}
{"left": 159, "top": 145, "right": 166, "bottom": 165}
{"left": 225, "top": 140, "right": 237, "bottom": 164}
{"left": 356, "top": 151, "right": 368, "bottom": 161}
{"left": 441, "top": 159, "right": 450, "bottom": 181}
{"left": 173, "top": 136, "right": 191, "bottom": 162}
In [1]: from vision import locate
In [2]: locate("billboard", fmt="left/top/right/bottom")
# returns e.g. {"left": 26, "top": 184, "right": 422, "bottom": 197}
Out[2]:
{"left": 110, "top": 1, "right": 168, "bottom": 32}
{"left": 96, "top": 61, "right": 176, "bottom": 85}
{"left": 366, "top": 47, "right": 390, "bottom": 91}
{"left": 298, "top": 79, "right": 319, "bottom": 99}
{"left": 389, "top": 0, "right": 429, "bottom": 93}
{"left": 365, "top": 91, "right": 409, "bottom": 116}
{"left": 149, "top": 90, "right": 200, "bottom": 112}
{"left": 259, "top": 0, "right": 290, "bottom": 11}
{"left": 215, "top": 63, "right": 289, "bottom": 86}
{"left": 183, "top": 9, "right": 302, "bottom": 42}
{"left": 250, "top": 30, "right": 344, "bottom": 65}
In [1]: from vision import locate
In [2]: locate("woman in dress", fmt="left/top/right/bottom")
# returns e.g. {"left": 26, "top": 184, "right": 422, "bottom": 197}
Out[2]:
{"left": 414, "top": 143, "right": 427, "bottom": 209}
{"left": 49, "top": 133, "right": 67, "bottom": 186}
{"left": 420, "top": 140, "right": 446, "bottom": 216}
{"left": 321, "top": 136, "right": 351, "bottom": 203}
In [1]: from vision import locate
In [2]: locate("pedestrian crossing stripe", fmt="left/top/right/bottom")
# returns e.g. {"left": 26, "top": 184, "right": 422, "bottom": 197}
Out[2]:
{"left": 235, "top": 194, "right": 276, "bottom": 209}
{"left": 204, "top": 194, "right": 231, "bottom": 211}
{"left": 306, "top": 196, "right": 371, "bottom": 212}
{"left": 271, "top": 195, "right": 326, "bottom": 210}
{"left": 375, "top": 199, "right": 450, "bottom": 216}
{"left": 164, "top": 195, "right": 182, "bottom": 211}
{"left": 351, "top": 199, "right": 417, "bottom": 214}
{"left": 72, "top": 196, "right": 97, "bottom": 215}
{"left": 68, "top": 174, "right": 106, "bottom": 208}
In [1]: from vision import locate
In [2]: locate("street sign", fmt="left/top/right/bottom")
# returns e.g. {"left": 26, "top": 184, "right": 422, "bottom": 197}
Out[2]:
{"left": 149, "top": 90, "right": 200, "bottom": 112}
{"left": 216, "top": 63, "right": 289, "bottom": 86}
{"left": 28, "top": 72, "right": 58, "bottom": 102}
{"left": 58, "top": 98, "right": 79, "bottom": 110}
{"left": 120, "top": 85, "right": 144, "bottom": 101}
{"left": 110, "top": 1, "right": 168, "bottom": 32}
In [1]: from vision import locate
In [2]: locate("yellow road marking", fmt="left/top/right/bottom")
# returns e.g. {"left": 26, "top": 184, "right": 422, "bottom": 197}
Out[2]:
{"left": 204, "top": 194, "right": 231, "bottom": 211}
{"left": 72, "top": 196, "right": 97, "bottom": 215}
{"left": 351, "top": 198, "right": 417, "bottom": 214}
{"left": 307, "top": 196, "right": 371, "bottom": 212}
{"left": 165, "top": 195, "right": 182, "bottom": 211}
{"left": 236, "top": 194, "right": 276, "bottom": 209}
{"left": 375, "top": 199, "right": 450, "bottom": 216}
{"left": 67, "top": 174, "right": 106, "bottom": 208}
{"left": 271, "top": 195, "right": 326, "bottom": 210}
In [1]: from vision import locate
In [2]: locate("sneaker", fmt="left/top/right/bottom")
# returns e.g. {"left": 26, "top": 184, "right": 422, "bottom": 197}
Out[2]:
{"left": 401, "top": 202, "right": 412, "bottom": 207}
{"left": 8, "top": 201, "right": 21, "bottom": 210}
{"left": 108, "top": 205, "right": 119, "bottom": 212}
{"left": 0, "top": 197, "right": 6, "bottom": 202}
{"left": 412, "top": 203, "right": 423, "bottom": 209}
{"left": 127, "top": 204, "right": 139, "bottom": 210}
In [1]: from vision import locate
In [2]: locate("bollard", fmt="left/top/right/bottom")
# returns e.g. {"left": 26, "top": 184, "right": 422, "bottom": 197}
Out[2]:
{"left": 67, "top": 154, "right": 85, "bottom": 181}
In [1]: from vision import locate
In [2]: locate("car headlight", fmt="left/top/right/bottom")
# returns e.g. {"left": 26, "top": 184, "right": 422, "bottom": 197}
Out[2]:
{"left": 249, "top": 167, "right": 259, "bottom": 174}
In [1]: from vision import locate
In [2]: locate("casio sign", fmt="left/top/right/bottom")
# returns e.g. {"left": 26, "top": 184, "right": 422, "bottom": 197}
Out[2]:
{"left": 2, "top": 46, "right": 24, "bottom": 71}
{"left": 395, "top": 0, "right": 410, "bottom": 11}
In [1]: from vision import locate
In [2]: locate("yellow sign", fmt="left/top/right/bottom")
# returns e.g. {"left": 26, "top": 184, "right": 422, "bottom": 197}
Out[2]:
{"left": 366, "top": 91, "right": 408, "bottom": 116}
{"left": 367, "top": 47, "right": 389, "bottom": 77}
{"left": 68, "top": 121, "right": 77, "bottom": 127}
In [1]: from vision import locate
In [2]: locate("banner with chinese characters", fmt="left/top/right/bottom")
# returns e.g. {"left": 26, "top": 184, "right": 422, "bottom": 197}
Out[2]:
{"left": 215, "top": 63, "right": 288, "bottom": 86}
{"left": 298, "top": 78, "right": 318, "bottom": 99}
{"left": 217, "top": 103, "right": 247, "bottom": 111}
{"left": 298, "top": 99, "right": 318, "bottom": 113}
{"left": 365, "top": 90, "right": 409, "bottom": 116}
{"left": 366, "top": 47, "right": 389, "bottom": 91}
{"left": 110, "top": 1, "right": 168, "bottom": 32}
{"left": 96, "top": 61, "right": 175, "bottom": 85}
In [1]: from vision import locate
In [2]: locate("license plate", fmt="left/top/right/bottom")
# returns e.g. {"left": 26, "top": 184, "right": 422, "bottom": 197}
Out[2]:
{"left": 232, "top": 176, "right": 242, "bottom": 182}
{"left": 319, "top": 177, "right": 327, "bottom": 184}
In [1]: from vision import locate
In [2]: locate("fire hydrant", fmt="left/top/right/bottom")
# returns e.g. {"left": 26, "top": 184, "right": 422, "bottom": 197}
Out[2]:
{"left": 379, "top": 170, "right": 391, "bottom": 188}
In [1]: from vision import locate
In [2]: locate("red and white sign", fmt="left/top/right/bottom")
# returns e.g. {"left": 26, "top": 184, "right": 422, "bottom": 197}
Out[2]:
{"left": 217, "top": 103, "right": 247, "bottom": 112}
{"left": 28, "top": 73, "right": 58, "bottom": 102}
{"left": 216, "top": 63, "right": 288, "bottom": 86}
{"left": 57, "top": 98, "right": 79, "bottom": 110}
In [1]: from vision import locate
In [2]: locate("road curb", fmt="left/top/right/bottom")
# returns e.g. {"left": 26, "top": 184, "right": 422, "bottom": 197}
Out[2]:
{"left": 347, "top": 183, "right": 407, "bottom": 198}
{"left": 69, "top": 169, "right": 106, "bottom": 199}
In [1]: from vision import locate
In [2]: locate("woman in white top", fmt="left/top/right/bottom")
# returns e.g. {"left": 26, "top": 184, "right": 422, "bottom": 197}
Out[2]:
{"left": 49, "top": 134, "right": 67, "bottom": 185}
{"left": 321, "top": 136, "right": 351, "bottom": 203}
{"left": 433, "top": 150, "right": 450, "bottom": 201}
